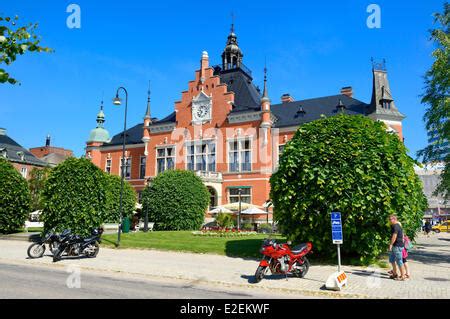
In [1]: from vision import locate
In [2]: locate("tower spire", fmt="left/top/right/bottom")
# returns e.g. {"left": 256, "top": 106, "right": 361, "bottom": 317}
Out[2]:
{"left": 144, "top": 80, "right": 152, "bottom": 122}
{"left": 231, "top": 12, "right": 235, "bottom": 33}
{"left": 96, "top": 99, "right": 105, "bottom": 128}
{"left": 261, "top": 62, "right": 270, "bottom": 102}
{"left": 221, "top": 16, "right": 243, "bottom": 71}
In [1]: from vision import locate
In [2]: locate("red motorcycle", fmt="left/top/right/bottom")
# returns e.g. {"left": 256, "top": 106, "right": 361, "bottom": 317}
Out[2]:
{"left": 254, "top": 239, "right": 313, "bottom": 283}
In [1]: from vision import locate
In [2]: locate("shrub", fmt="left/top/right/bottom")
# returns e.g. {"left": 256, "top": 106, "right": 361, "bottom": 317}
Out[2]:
{"left": 41, "top": 157, "right": 108, "bottom": 235}
{"left": 0, "top": 158, "right": 31, "bottom": 233}
{"left": 142, "top": 170, "right": 209, "bottom": 230}
{"left": 215, "top": 212, "right": 235, "bottom": 228}
{"left": 270, "top": 115, "right": 427, "bottom": 263}
{"left": 104, "top": 174, "right": 136, "bottom": 223}
{"left": 241, "top": 222, "right": 253, "bottom": 231}
{"left": 258, "top": 223, "right": 272, "bottom": 233}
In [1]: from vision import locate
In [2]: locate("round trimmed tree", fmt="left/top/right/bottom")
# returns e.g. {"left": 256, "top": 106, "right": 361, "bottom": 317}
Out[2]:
{"left": 104, "top": 174, "right": 136, "bottom": 223}
{"left": 270, "top": 115, "right": 427, "bottom": 263}
{"left": 142, "top": 170, "right": 209, "bottom": 230}
{"left": 0, "top": 158, "right": 31, "bottom": 233}
{"left": 41, "top": 157, "right": 107, "bottom": 235}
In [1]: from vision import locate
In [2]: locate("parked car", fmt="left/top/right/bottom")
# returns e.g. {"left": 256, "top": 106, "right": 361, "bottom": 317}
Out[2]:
{"left": 432, "top": 222, "right": 450, "bottom": 233}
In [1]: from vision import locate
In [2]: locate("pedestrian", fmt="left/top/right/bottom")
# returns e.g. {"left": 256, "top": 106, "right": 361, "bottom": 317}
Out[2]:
{"left": 424, "top": 220, "right": 432, "bottom": 237}
{"left": 388, "top": 215, "right": 407, "bottom": 281}
{"left": 402, "top": 233, "right": 412, "bottom": 279}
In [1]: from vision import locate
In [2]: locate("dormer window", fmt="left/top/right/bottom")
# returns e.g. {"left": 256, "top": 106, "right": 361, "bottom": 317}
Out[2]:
{"left": 0, "top": 148, "right": 7, "bottom": 158}
{"left": 17, "top": 151, "right": 25, "bottom": 161}
{"left": 295, "top": 105, "right": 306, "bottom": 117}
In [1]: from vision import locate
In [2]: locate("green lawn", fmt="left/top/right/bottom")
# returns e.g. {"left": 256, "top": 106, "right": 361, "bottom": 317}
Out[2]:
{"left": 101, "top": 231, "right": 285, "bottom": 259}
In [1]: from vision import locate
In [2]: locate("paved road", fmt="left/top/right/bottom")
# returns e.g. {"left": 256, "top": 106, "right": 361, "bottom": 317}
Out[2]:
{"left": 0, "top": 262, "right": 313, "bottom": 299}
{"left": 0, "top": 233, "right": 449, "bottom": 299}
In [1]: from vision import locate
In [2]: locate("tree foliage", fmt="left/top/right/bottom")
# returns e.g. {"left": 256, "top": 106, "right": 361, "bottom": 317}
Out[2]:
{"left": 271, "top": 115, "right": 427, "bottom": 263}
{"left": 0, "top": 15, "right": 53, "bottom": 84}
{"left": 0, "top": 158, "right": 31, "bottom": 233}
{"left": 41, "top": 158, "right": 107, "bottom": 235}
{"left": 104, "top": 174, "right": 136, "bottom": 223}
{"left": 142, "top": 170, "right": 209, "bottom": 230}
{"left": 28, "top": 166, "right": 50, "bottom": 211}
{"left": 417, "top": 2, "right": 450, "bottom": 199}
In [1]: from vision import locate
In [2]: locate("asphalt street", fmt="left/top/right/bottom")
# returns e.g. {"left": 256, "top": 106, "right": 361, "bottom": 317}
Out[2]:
{"left": 0, "top": 262, "right": 312, "bottom": 299}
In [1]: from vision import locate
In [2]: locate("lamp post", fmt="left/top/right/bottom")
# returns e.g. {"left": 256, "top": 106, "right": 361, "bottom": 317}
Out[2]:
{"left": 112, "top": 86, "right": 128, "bottom": 246}
{"left": 237, "top": 188, "right": 242, "bottom": 231}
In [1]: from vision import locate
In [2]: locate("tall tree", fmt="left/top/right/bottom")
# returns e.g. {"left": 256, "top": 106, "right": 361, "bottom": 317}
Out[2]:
{"left": 418, "top": 2, "right": 450, "bottom": 200}
{"left": 0, "top": 15, "right": 52, "bottom": 84}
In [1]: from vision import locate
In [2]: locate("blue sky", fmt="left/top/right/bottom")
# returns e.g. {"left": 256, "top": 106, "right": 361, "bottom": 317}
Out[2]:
{"left": 0, "top": 0, "right": 444, "bottom": 157}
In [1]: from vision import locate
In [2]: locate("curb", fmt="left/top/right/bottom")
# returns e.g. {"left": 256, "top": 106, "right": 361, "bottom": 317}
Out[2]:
{"left": 0, "top": 257, "right": 377, "bottom": 299}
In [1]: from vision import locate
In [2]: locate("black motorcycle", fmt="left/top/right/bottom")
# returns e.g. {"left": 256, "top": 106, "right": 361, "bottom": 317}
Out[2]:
{"left": 27, "top": 229, "right": 70, "bottom": 259}
{"left": 52, "top": 228, "right": 103, "bottom": 262}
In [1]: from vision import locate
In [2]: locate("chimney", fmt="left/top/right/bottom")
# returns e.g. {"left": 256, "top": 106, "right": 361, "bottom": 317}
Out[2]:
{"left": 340, "top": 86, "right": 353, "bottom": 98}
{"left": 46, "top": 134, "right": 51, "bottom": 147}
{"left": 281, "top": 93, "right": 294, "bottom": 103}
{"left": 0, "top": 128, "right": 6, "bottom": 136}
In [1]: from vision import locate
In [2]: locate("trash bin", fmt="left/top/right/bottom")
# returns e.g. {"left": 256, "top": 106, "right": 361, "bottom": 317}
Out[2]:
{"left": 122, "top": 217, "right": 130, "bottom": 233}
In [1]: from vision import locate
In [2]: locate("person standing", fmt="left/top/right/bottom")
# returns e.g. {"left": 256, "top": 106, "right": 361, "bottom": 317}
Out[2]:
{"left": 424, "top": 220, "right": 432, "bottom": 237}
{"left": 388, "top": 215, "right": 407, "bottom": 281}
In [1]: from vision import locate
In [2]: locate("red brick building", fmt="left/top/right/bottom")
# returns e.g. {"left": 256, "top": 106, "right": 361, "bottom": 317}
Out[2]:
{"left": 85, "top": 27, "right": 405, "bottom": 222}
{"left": 30, "top": 135, "right": 73, "bottom": 167}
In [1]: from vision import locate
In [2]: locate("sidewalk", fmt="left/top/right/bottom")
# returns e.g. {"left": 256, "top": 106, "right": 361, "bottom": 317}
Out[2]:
{"left": 0, "top": 233, "right": 449, "bottom": 298}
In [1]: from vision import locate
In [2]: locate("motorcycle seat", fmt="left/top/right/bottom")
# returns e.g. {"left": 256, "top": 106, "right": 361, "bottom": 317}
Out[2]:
{"left": 291, "top": 243, "right": 308, "bottom": 254}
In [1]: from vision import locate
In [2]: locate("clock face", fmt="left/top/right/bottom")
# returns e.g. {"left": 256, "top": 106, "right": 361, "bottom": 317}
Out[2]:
{"left": 196, "top": 104, "right": 209, "bottom": 119}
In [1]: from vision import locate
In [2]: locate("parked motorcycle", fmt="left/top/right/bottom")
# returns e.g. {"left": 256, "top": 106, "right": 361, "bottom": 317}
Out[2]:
{"left": 254, "top": 239, "right": 313, "bottom": 283}
{"left": 26, "top": 229, "right": 70, "bottom": 259}
{"left": 52, "top": 228, "right": 103, "bottom": 262}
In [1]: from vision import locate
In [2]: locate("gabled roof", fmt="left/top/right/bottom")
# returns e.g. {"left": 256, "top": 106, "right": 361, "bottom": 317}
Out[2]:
{"left": 0, "top": 134, "right": 47, "bottom": 167}
{"left": 271, "top": 94, "right": 368, "bottom": 128}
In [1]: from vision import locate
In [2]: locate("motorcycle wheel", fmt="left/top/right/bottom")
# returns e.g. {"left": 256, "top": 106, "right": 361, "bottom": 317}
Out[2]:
{"left": 27, "top": 243, "right": 46, "bottom": 259}
{"left": 86, "top": 243, "right": 99, "bottom": 258}
{"left": 294, "top": 257, "right": 310, "bottom": 278}
{"left": 254, "top": 266, "right": 267, "bottom": 283}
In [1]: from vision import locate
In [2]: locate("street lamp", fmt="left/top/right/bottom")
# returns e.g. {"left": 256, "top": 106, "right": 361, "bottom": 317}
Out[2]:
{"left": 237, "top": 188, "right": 242, "bottom": 231}
{"left": 112, "top": 86, "right": 128, "bottom": 246}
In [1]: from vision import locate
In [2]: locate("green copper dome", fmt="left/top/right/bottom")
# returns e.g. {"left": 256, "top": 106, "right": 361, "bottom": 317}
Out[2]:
{"left": 88, "top": 127, "right": 110, "bottom": 143}
{"left": 88, "top": 102, "right": 110, "bottom": 143}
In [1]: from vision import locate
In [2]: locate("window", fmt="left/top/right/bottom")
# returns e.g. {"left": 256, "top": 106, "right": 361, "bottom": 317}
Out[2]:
{"left": 105, "top": 159, "right": 112, "bottom": 174}
{"left": 139, "top": 156, "right": 146, "bottom": 179}
{"left": 20, "top": 167, "right": 28, "bottom": 179}
{"left": 278, "top": 145, "right": 285, "bottom": 157}
{"left": 120, "top": 157, "right": 131, "bottom": 179}
{"left": 186, "top": 141, "right": 216, "bottom": 172}
{"left": 228, "top": 138, "right": 251, "bottom": 172}
{"left": 229, "top": 188, "right": 251, "bottom": 204}
{"left": 156, "top": 146, "right": 175, "bottom": 174}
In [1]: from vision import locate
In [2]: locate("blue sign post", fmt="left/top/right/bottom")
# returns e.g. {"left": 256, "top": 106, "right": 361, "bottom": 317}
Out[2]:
{"left": 331, "top": 212, "right": 343, "bottom": 272}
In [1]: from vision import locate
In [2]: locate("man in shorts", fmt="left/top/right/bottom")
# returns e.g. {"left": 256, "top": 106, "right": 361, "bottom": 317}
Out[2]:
{"left": 388, "top": 215, "right": 407, "bottom": 281}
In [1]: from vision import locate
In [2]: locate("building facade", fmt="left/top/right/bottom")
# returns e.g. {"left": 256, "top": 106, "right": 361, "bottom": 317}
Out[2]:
{"left": 85, "top": 27, "right": 405, "bottom": 219}
{"left": 0, "top": 128, "right": 47, "bottom": 179}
